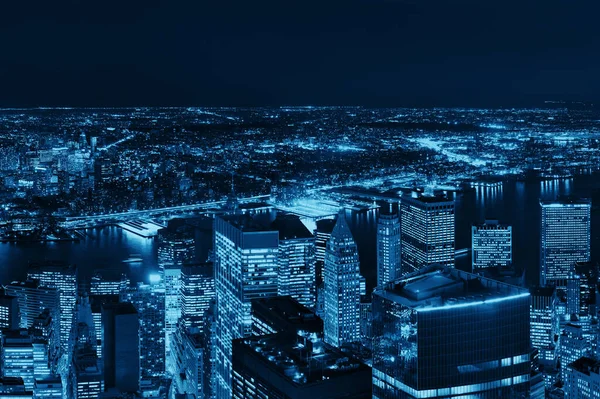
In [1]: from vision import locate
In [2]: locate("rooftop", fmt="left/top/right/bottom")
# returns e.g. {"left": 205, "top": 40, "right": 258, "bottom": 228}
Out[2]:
{"left": 252, "top": 296, "right": 323, "bottom": 334}
{"left": 271, "top": 214, "right": 313, "bottom": 241}
{"left": 236, "top": 333, "right": 369, "bottom": 386}
{"left": 401, "top": 193, "right": 454, "bottom": 206}
{"left": 218, "top": 213, "right": 275, "bottom": 232}
{"left": 376, "top": 265, "right": 529, "bottom": 312}
{"left": 568, "top": 356, "right": 600, "bottom": 376}
{"left": 540, "top": 197, "right": 591, "bottom": 207}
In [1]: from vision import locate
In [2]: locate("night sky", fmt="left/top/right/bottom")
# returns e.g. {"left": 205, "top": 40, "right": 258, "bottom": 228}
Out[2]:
{"left": 1, "top": 0, "right": 599, "bottom": 108}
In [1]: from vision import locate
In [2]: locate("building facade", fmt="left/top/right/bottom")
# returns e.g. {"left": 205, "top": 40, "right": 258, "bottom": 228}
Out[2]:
{"left": 471, "top": 220, "right": 512, "bottom": 271}
{"left": 377, "top": 208, "right": 401, "bottom": 286}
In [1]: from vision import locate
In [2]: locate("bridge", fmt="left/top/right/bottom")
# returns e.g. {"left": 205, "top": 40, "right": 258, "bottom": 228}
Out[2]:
{"left": 61, "top": 195, "right": 271, "bottom": 229}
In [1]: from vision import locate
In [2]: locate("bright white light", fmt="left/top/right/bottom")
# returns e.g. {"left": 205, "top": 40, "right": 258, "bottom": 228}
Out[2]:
{"left": 149, "top": 273, "right": 161, "bottom": 284}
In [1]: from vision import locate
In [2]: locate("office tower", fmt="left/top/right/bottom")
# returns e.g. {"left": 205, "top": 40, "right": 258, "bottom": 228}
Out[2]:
{"left": 540, "top": 198, "right": 591, "bottom": 287}
{"left": 34, "top": 377, "right": 62, "bottom": 399}
{"left": 71, "top": 343, "right": 103, "bottom": 399}
{"left": 157, "top": 222, "right": 196, "bottom": 370}
{"left": 89, "top": 271, "right": 129, "bottom": 296}
{"left": 30, "top": 309, "right": 60, "bottom": 375}
{"left": 567, "top": 275, "right": 582, "bottom": 316}
{"left": 314, "top": 218, "right": 336, "bottom": 285}
{"left": 4, "top": 281, "right": 59, "bottom": 331}
{"left": 251, "top": 296, "right": 323, "bottom": 337}
{"left": 231, "top": 333, "right": 372, "bottom": 399}
{"left": 377, "top": 207, "right": 401, "bottom": 287}
{"left": 564, "top": 357, "right": 600, "bottom": 398}
{"left": 559, "top": 323, "right": 590, "bottom": 381}
{"left": 272, "top": 214, "right": 316, "bottom": 309}
{"left": 171, "top": 325, "right": 204, "bottom": 398}
{"left": 1, "top": 330, "right": 35, "bottom": 390}
{"left": 323, "top": 211, "right": 361, "bottom": 348}
{"left": 120, "top": 280, "right": 165, "bottom": 378}
{"left": 359, "top": 302, "right": 373, "bottom": 349}
{"left": 101, "top": 302, "right": 139, "bottom": 393}
{"left": 0, "top": 377, "right": 32, "bottom": 398}
{"left": 372, "top": 265, "right": 531, "bottom": 399}
{"left": 200, "top": 300, "right": 217, "bottom": 399}
{"left": 573, "top": 261, "right": 599, "bottom": 316}
{"left": 530, "top": 286, "right": 558, "bottom": 365}
{"left": 400, "top": 194, "right": 455, "bottom": 274}
{"left": 0, "top": 292, "right": 20, "bottom": 330}
{"left": 213, "top": 213, "right": 279, "bottom": 398}
{"left": 27, "top": 262, "right": 77, "bottom": 349}
{"left": 471, "top": 220, "right": 512, "bottom": 271}
{"left": 180, "top": 262, "right": 215, "bottom": 331}
{"left": 89, "top": 295, "right": 119, "bottom": 359}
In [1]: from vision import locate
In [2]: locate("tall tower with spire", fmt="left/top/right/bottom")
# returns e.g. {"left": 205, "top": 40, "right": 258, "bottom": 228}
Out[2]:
{"left": 323, "top": 210, "right": 361, "bottom": 347}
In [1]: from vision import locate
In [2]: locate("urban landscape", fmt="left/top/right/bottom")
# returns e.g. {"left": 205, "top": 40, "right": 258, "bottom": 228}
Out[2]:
{"left": 0, "top": 105, "right": 598, "bottom": 398}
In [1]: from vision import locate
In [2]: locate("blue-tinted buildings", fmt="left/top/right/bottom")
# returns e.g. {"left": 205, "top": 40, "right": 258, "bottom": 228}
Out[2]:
{"left": 377, "top": 207, "right": 401, "bottom": 286}
{"left": 400, "top": 194, "right": 455, "bottom": 274}
{"left": 213, "top": 213, "right": 279, "bottom": 398}
{"left": 323, "top": 211, "right": 361, "bottom": 348}
{"left": 471, "top": 220, "right": 512, "bottom": 271}
{"left": 372, "top": 265, "right": 531, "bottom": 398}
{"left": 540, "top": 198, "right": 591, "bottom": 287}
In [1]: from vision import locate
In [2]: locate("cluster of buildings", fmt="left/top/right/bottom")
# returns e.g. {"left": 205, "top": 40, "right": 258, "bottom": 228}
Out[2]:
{"left": 0, "top": 186, "right": 596, "bottom": 399}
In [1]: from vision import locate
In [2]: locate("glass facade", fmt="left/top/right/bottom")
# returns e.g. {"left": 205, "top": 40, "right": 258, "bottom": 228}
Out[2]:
{"left": 377, "top": 210, "right": 401, "bottom": 287}
{"left": 373, "top": 268, "right": 530, "bottom": 398}
{"left": 471, "top": 220, "right": 512, "bottom": 271}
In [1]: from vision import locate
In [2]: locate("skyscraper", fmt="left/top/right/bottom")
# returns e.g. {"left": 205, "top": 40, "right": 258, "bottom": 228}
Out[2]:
{"left": 376, "top": 206, "right": 401, "bottom": 287}
{"left": 180, "top": 262, "right": 215, "bottom": 331}
{"left": 564, "top": 357, "right": 600, "bottom": 399}
{"left": 0, "top": 292, "right": 20, "bottom": 330}
{"left": 400, "top": 194, "right": 455, "bottom": 274}
{"left": 27, "top": 262, "right": 77, "bottom": 349}
{"left": 559, "top": 323, "right": 590, "bottom": 381}
{"left": 272, "top": 214, "right": 316, "bottom": 309}
{"left": 471, "top": 220, "right": 512, "bottom": 271}
{"left": 323, "top": 211, "right": 361, "bottom": 348}
{"left": 1, "top": 330, "right": 35, "bottom": 390}
{"left": 540, "top": 198, "right": 591, "bottom": 287}
{"left": 101, "top": 302, "right": 139, "bottom": 393}
{"left": 372, "top": 265, "right": 531, "bottom": 399}
{"left": 71, "top": 343, "right": 103, "bottom": 399}
{"left": 120, "top": 280, "right": 165, "bottom": 378}
{"left": 314, "top": 218, "right": 336, "bottom": 318}
{"left": 530, "top": 286, "right": 558, "bottom": 365}
{"left": 213, "top": 213, "right": 279, "bottom": 398}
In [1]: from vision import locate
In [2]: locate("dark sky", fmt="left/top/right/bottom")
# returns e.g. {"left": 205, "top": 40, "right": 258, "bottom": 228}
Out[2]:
{"left": 1, "top": 0, "right": 599, "bottom": 108}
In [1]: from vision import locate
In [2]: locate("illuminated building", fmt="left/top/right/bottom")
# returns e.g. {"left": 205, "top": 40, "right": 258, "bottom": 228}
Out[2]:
{"left": 157, "top": 223, "right": 196, "bottom": 371}
{"left": 314, "top": 219, "right": 336, "bottom": 317}
{"left": 0, "top": 292, "right": 19, "bottom": 330}
{"left": 400, "top": 194, "right": 455, "bottom": 274}
{"left": 272, "top": 214, "right": 316, "bottom": 309}
{"left": 0, "top": 377, "right": 32, "bottom": 398}
{"left": 89, "top": 295, "right": 119, "bottom": 359}
{"left": 120, "top": 279, "right": 165, "bottom": 378}
{"left": 71, "top": 343, "right": 103, "bottom": 399}
{"left": 213, "top": 213, "right": 279, "bottom": 398}
{"left": 90, "top": 271, "right": 129, "bottom": 297}
{"left": 4, "top": 281, "right": 59, "bottom": 332}
{"left": 372, "top": 265, "right": 531, "bottom": 398}
{"left": 377, "top": 206, "right": 401, "bottom": 287}
{"left": 170, "top": 325, "right": 204, "bottom": 398}
{"left": 564, "top": 357, "right": 600, "bottom": 399}
{"left": 251, "top": 296, "right": 323, "bottom": 337}
{"left": 231, "top": 333, "right": 372, "bottom": 399}
{"left": 530, "top": 286, "right": 558, "bottom": 365}
{"left": 34, "top": 377, "right": 62, "bottom": 399}
{"left": 471, "top": 220, "right": 512, "bottom": 271}
{"left": 27, "top": 262, "right": 77, "bottom": 349}
{"left": 30, "top": 309, "right": 60, "bottom": 375}
{"left": 101, "top": 302, "right": 139, "bottom": 393}
{"left": 540, "top": 198, "right": 591, "bottom": 287}
{"left": 1, "top": 330, "right": 35, "bottom": 390}
{"left": 559, "top": 323, "right": 590, "bottom": 381}
{"left": 324, "top": 211, "right": 361, "bottom": 348}
{"left": 180, "top": 262, "right": 215, "bottom": 331}
{"left": 572, "top": 261, "right": 599, "bottom": 316}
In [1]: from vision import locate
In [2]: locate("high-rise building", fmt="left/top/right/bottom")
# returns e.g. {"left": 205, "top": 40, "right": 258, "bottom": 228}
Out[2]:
{"left": 272, "top": 214, "right": 316, "bottom": 309}
{"left": 4, "top": 281, "right": 59, "bottom": 332}
{"left": 27, "top": 262, "right": 77, "bottom": 349}
{"left": 232, "top": 333, "right": 372, "bottom": 399}
{"left": 90, "top": 270, "right": 129, "bottom": 297}
{"left": 377, "top": 207, "right": 401, "bottom": 287}
{"left": 572, "top": 261, "right": 599, "bottom": 316}
{"left": 120, "top": 280, "right": 165, "bottom": 378}
{"left": 213, "top": 213, "right": 279, "bottom": 398}
{"left": 34, "top": 377, "right": 62, "bottom": 399}
{"left": 314, "top": 218, "right": 336, "bottom": 319}
{"left": 471, "top": 220, "right": 512, "bottom": 271}
{"left": 372, "top": 265, "right": 531, "bottom": 399}
{"left": 0, "top": 292, "right": 20, "bottom": 330}
{"left": 564, "top": 357, "right": 600, "bottom": 399}
{"left": 323, "top": 211, "right": 361, "bottom": 348}
{"left": 180, "top": 262, "right": 215, "bottom": 331}
{"left": 540, "top": 198, "right": 591, "bottom": 287}
{"left": 400, "top": 194, "right": 455, "bottom": 274}
{"left": 71, "top": 343, "right": 103, "bottom": 399}
{"left": 0, "top": 377, "right": 32, "bottom": 398}
{"left": 559, "top": 323, "right": 590, "bottom": 381}
{"left": 530, "top": 286, "right": 558, "bottom": 365}
{"left": 1, "top": 330, "right": 35, "bottom": 390}
{"left": 89, "top": 295, "right": 119, "bottom": 359}
{"left": 101, "top": 302, "right": 139, "bottom": 393}
{"left": 170, "top": 325, "right": 204, "bottom": 398}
